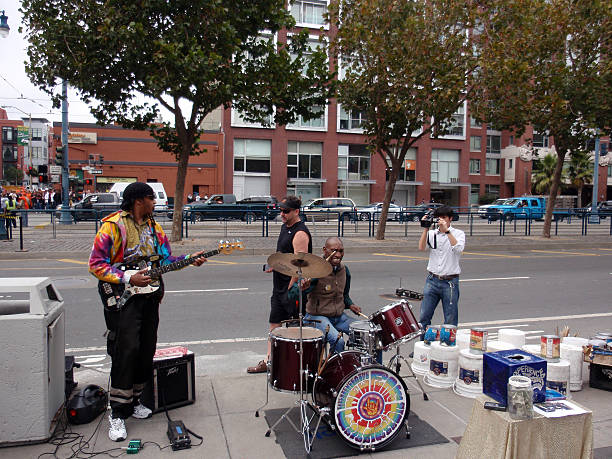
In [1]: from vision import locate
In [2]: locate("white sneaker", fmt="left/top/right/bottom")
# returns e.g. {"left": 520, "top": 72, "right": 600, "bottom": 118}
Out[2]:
{"left": 132, "top": 403, "right": 152, "bottom": 419}
{"left": 108, "top": 415, "right": 127, "bottom": 442}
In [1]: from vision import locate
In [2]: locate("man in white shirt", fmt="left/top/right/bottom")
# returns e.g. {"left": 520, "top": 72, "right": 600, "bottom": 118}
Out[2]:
{"left": 418, "top": 206, "right": 465, "bottom": 333}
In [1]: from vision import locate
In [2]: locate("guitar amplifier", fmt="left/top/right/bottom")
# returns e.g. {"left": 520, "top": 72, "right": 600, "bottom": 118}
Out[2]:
{"left": 141, "top": 349, "right": 195, "bottom": 413}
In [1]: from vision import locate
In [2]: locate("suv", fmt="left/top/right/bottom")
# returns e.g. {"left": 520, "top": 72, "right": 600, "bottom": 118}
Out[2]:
{"left": 238, "top": 196, "right": 280, "bottom": 219}
{"left": 302, "top": 198, "right": 357, "bottom": 221}
{"left": 57, "top": 193, "right": 121, "bottom": 221}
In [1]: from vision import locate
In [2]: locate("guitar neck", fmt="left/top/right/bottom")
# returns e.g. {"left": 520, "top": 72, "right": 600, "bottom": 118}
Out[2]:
{"left": 150, "top": 249, "right": 219, "bottom": 277}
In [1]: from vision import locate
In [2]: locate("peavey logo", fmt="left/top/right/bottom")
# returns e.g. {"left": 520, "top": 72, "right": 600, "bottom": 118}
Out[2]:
{"left": 166, "top": 366, "right": 180, "bottom": 377}
{"left": 512, "top": 365, "right": 545, "bottom": 390}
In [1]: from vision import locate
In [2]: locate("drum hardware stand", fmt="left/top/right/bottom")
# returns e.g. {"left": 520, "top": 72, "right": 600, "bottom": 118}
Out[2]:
{"left": 388, "top": 341, "right": 429, "bottom": 401}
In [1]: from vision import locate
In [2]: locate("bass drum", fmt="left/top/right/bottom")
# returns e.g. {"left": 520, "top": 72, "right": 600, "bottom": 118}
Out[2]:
{"left": 313, "top": 351, "right": 410, "bottom": 451}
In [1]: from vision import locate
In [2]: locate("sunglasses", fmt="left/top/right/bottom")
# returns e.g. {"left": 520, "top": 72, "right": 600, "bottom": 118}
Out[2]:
{"left": 280, "top": 208, "right": 295, "bottom": 214}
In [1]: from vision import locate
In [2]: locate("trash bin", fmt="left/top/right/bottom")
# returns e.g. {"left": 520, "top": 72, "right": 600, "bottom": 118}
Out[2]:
{"left": 0, "top": 277, "right": 65, "bottom": 445}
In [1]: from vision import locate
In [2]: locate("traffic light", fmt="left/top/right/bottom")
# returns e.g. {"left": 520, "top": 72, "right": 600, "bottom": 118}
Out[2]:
{"left": 55, "top": 146, "right": 64, "bottom": 166}
{"left": 85, "top": 178, "right": 92, "bottom": 186}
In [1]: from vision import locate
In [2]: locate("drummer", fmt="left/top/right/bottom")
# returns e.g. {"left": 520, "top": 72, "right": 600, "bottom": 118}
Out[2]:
{"left": 289, "top": 237, "right": 361, "bottom": 354}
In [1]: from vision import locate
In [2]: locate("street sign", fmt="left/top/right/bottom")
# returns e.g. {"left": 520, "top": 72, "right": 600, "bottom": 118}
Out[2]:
{"left": 17, "top": 126, "right": 29, "bottom": 146}
{"left": 51, "top": 174, "right": 60, "bottom": 183}
{"left": 82, "top": 166, "right": 92, "bottom": 171}
{"left": 90, "top": 169, "right": 103, "bottom": 174}
{"left": 50, "top": 165, "right": 62, "bottom": 174}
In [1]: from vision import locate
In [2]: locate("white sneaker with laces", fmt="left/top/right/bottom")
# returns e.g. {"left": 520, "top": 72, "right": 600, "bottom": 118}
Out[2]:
{"left": 108, "top": 415, "right": 127, "bottom": 442}
{"left": 132, "top": 403, "right": 152, "bottom": 419}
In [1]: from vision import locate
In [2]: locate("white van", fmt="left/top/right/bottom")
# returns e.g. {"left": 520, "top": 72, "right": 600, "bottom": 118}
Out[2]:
{"left": 109, "top": 182, "right": 168, "bottom": 212}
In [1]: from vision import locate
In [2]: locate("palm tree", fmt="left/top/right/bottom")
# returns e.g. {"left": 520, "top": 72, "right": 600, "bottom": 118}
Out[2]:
{"left": 532, "top": 154, "right": 566, "bottom": 195}
{"left": 567, "top": 151, "right": 593, "bottom": 208}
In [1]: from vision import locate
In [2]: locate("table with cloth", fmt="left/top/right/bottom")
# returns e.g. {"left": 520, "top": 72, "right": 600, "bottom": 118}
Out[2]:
{"left": 457, "top": 395, "right": 593, "bottom": 459}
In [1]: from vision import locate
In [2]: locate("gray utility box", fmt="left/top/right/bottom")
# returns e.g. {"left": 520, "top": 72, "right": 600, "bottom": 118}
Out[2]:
{"left": 0, "top": 278, "right": 65, "bottom": 446}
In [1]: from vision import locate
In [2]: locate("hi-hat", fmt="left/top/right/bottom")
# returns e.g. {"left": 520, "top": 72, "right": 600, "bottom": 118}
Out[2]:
{"left": 267, "top": 252, "right": 332, "bottom": 278}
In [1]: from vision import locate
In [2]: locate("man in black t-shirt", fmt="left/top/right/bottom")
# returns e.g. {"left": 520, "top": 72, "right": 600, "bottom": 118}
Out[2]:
{"left": 247, "top": 195, "right": 312, "bottom": 374}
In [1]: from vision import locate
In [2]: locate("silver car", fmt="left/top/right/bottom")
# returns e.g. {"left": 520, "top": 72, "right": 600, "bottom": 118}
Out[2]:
{"left": 357, "top": 202, "right": 402, "bottom": 221}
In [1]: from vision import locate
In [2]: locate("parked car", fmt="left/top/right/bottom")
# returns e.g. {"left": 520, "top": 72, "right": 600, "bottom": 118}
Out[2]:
{"left": 478, "top": 199, "right": 510, "bottom": 218}
{"left": 577, "top": 200, "right": 612, "bottom": 219}
{"left": 357, "top": 202, "right": 402, "bottom": 221}
{"left": 109, "top": 182, "right": 168, "bottom": 213}
{"left": 169, "top": 194, "right": 278, "bottom": 221}
{"left": 237, "top": 196, "right": 280, "bottom": 219}
{"left": 400, "top": 202, "right": 444, "bottom": 222}
{"left": 56, "top": 193, "right": 121, "bottom": 221}
{"left": 302, "top": 198, "right": 357, "bottom": 221}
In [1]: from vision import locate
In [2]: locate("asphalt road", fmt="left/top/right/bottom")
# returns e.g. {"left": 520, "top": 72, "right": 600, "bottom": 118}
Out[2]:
{"left": 2, "top": 247, "right": 611, "bottom": 374}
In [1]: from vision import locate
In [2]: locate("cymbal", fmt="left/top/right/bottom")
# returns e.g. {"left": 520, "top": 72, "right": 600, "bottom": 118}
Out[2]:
{"left": 267, "top": 252, "right": 332, "bottom": 278}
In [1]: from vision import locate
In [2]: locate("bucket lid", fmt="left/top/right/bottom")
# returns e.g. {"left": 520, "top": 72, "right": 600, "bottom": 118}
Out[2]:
{"left": 508, "top": 375, "right": 531, "bottom": 388}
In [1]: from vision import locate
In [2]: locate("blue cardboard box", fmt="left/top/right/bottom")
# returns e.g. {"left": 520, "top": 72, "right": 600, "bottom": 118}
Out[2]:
{"left": 483, "top": 349, "right": 547, "bottom": 405}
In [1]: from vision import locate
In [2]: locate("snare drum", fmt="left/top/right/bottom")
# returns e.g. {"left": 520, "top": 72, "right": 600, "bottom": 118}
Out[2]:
{"left": 348, "top": 320, "right": 381, "bottom": 354}
{"left": 313, "top": 350, "right": 409, "bottom": 451}
{"left": 269, "top": 326, "right": 324, "bottom": 393}
{"left": 369, "top": 301, "right": 421, "bottom": 350}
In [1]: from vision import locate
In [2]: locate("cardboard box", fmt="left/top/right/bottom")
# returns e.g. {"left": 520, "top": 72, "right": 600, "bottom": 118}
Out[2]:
{"left": 483, "top": 349, "right": 547, "bottom": 405}
{"left": 589, "top": 363, "right": 612, "bottom": 392}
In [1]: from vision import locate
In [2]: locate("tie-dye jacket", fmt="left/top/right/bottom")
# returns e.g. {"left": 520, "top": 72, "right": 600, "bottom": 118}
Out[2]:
{"left": 88, "top": 211, "right": 187, "bottom": 283}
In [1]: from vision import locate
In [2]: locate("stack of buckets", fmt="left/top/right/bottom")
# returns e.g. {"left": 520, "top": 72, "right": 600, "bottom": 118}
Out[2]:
{"left": 423, "top": 325, "right": 460, "bottom": 389}
{"left": 523, "top": 335, "right": 575, "bottom": 397}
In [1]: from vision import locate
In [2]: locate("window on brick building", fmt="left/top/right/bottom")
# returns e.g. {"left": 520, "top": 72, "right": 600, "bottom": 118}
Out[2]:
{"left": 486, "top": 158, "right": 500, "bottom": 175}
{"left": 233, "top": 139, "right": 271, "bottom": 173}
{"left": 469, "top": 159, "right": 481, "bottom": 174}
{"left": 470, "top": 136, "right": 482, "bottom": 152}
{"left": 288, "top": 141, "right": 322, "bottom": 179}
{"left": 290, "top": 0, "right": 327, "bottom": 26}
{"left": 486, "top": 134, "right": 501, "bottom": 154}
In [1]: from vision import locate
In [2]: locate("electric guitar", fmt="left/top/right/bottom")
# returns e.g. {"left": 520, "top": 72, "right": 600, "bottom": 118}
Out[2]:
{"left": 99, "top": 240, "right": 244, "bottom": 310}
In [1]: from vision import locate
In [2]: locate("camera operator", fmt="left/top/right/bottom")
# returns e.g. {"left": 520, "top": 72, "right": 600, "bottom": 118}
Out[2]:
{"left": 417, "top": 206, "right": 465, "bottom": 334}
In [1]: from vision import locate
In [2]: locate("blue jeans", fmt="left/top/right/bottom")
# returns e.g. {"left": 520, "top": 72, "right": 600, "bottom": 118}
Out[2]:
{"left": 304, "top": 312, "right": 356, "bottom": 354}
{"left": 419, "top": 275, "right": 459, "bottom": 333}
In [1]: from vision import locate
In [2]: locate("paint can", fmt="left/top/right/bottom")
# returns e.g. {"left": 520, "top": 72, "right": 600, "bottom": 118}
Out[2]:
{"left": 469, "top": 328, "right": 488, "bottom": 354}
{"left": 540, "top": 335, "right": 560, "bottom": 361}
{"left": 410, "top": 340, "right": 430, "bottom": 376}
{"left": 423, "top": 325, "right": 440, "bottom": 345}
{"left": 440, "top": 324, "right": 457, "bottom": 346}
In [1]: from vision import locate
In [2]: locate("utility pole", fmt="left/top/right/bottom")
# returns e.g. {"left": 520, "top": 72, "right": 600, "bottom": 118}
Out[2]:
{"left": 588, "top": 137, "right": 600, "bottom": 224}
{"left": 59, "top": 80, "right": 71, "bottom": 224}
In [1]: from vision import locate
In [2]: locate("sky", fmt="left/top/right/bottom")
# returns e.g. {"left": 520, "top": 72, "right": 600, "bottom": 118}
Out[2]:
{"left": 0, "top": 2, "right": 178, "bottom": 126}
{"left": 0, "top": 2, "right": 98, "bottom": 124}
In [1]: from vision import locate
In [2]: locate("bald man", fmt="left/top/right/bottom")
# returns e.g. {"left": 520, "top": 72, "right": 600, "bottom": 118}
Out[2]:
{"left": 289, "top": 237, "right": 362, "bottom": 354}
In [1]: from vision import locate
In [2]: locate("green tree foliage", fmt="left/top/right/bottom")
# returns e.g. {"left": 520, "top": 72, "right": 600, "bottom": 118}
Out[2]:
{"left": 567, "top": 150, "right": 593, "bottom": 208}
{"left": 329, "top": 0, "right": 478, "bottom": 239}
{"left": 531, "top": 154, "right": 564, "bottom": 196}
{"left": 20, "top": 0, "right": 335, "bottom": 240}
{"left": 470, "top": 0, "right": 612, "bottom": 237}
{"left": 4, "top": 166, "right": 24, "bottom": 185}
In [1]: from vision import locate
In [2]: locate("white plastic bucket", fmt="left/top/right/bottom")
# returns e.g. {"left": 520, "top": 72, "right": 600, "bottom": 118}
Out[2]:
{"left": 424, "top": 342, "right": 459, "bottom": 388}
{"left": 546, "top": 358, "right": 571, "bottom": 397}
{"left": 486, "top": 340, "right": 516, "bottom": 353}
{"left": 498, "top": 328, "right": 526, "bottom": 348}
{"left": 560, "top": 343, "right": 583, "bottom": 391}
{"left": 522, "top": 344, "right": 540, "bottom": 356}
{"left": 457, "top": 329, "right": 471, "bottom": 351}
{"left": 454, "top": 349, "right": 483, "bottom": 398}
{"left": 411, "top": 340, "right": 430, "bottom": 376}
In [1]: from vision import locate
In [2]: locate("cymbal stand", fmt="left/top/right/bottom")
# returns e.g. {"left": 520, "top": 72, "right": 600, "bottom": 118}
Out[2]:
{"left": 387, "top": 338, "right": 429, "bottom": 401}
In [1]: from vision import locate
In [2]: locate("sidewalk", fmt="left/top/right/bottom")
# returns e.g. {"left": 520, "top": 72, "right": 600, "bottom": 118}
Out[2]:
{"left": 4, "top": 342, "right": 612, "bottom": 458}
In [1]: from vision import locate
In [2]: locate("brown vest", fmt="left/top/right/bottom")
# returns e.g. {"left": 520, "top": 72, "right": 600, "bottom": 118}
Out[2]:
{"left": 306, "top": 265, "right": 347, "bottom": 317}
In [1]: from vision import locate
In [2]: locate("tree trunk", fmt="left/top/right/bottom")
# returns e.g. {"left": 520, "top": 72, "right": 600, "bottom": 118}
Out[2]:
{"left": 542, "top": 149, "right": 567, "bottom": 238}
{"left": 375, "top": 162, "right": 400, "bottom": 240}
{"left": 577, "top": 186, "right": 582, "bottom": 209}
{"left": 170, "top": 148, "right": 190, "bottom": 242}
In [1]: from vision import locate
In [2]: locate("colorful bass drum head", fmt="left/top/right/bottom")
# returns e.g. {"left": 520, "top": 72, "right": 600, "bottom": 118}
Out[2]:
{"left": 333, "top": 365, "right": 409, "bottom": 450}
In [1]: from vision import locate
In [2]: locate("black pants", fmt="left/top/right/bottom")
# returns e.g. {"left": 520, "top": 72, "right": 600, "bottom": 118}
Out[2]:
{"left": 103, "top": 285, "right": 163, "bottom": 419}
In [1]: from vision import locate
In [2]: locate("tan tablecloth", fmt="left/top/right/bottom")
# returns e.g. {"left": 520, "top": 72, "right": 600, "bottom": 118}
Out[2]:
{"left": 457, "top": 395, "right": 593, "bottom": 459}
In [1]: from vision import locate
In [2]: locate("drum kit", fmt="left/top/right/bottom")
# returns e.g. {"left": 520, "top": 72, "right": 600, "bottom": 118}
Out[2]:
{"left": 255, "top": 251, "right": 428, "bottom": 454}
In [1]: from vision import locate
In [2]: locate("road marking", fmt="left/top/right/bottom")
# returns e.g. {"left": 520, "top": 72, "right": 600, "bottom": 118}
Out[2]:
{"left": 372, "top": 253, "right": 427, "bottom": 260}
{"left": 531, "top": 250, "right": 598, "bottom": 256}
{"left": 165, "top": 288, "right": 249, "bottom": 293}
{"left": 461, "top": 312, "right": 612, "bottom": 328}
{"left": 35, "top": 223, "right": 50, "bottom": 229}
{"left": 470, "top": 324, "right": 529, "bottom": 330}
{"left": 58, "top": 258, "right": 89, "bottom": 265}
{"left": 461, "top": 276, "right": 530, "bottom": 282}
{"left": 599, "top": 248, "right": 612, "bottom": 251}
{"left": 463, "top": 251, "right": 521, "bottom": 258}
{"left": 66, "top": 336, "right": 266, "bottom": 353}
{"left": 206, "top": 259, "right": 238, "bottom": 265}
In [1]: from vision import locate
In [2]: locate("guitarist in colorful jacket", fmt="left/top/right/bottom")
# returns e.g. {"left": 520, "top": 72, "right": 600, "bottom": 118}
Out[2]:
{"left": 88, "top": 182, "right": 206, "bottom": 442}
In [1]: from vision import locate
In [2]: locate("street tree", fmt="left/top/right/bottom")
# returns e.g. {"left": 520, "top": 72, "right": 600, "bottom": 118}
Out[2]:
{"left": 470, "top": 0, "right": 612, "bottom": 238}
{"left": 329, "top": 0, "right": 477, "bottom": 239}
{"left": 20, "top": 0, "right": 335, "bottom": 241}
{"left": 567, "top": 151, "right": 593, "bottom": 208}
{"left": 531, "top": 154, "right": 563, "bottom": 196}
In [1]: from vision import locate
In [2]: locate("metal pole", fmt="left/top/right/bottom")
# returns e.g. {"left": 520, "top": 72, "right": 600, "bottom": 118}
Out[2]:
{"left": 589, "top": 137, "right": 600, "bottom": 223}
{"left": 60, "top": 80, "right": 72, "bottom": 224}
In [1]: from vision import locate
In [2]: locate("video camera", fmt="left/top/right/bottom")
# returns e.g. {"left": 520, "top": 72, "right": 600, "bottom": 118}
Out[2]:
{"left": 420, "top": 210, "right": 436, "bottom": 228}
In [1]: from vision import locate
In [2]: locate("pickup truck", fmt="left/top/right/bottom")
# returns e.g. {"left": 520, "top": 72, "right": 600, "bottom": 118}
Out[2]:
{"left": 169, "top": 194, "right": 280, "bottom": 221}
{"left": 486, "top": 196, "right": 572, "bottom": 221}
{"left": 57, "top": 192, "right": 121, "bottom": 221}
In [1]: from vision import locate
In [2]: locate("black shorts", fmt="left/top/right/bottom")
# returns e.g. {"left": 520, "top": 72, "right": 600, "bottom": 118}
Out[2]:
{"left": 269, "top": 291, "right": 299, "bottom": 324}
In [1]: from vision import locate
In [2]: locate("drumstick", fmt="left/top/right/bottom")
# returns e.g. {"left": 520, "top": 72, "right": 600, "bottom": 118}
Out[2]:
{"left": 325, "top": 250, "right": 337, "bottom": 262}
{"left": 318, "top": 325, "right": 330, "bottom": 375}
{"left": 357, "top": 311, "right": 369, "bottom": 319}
